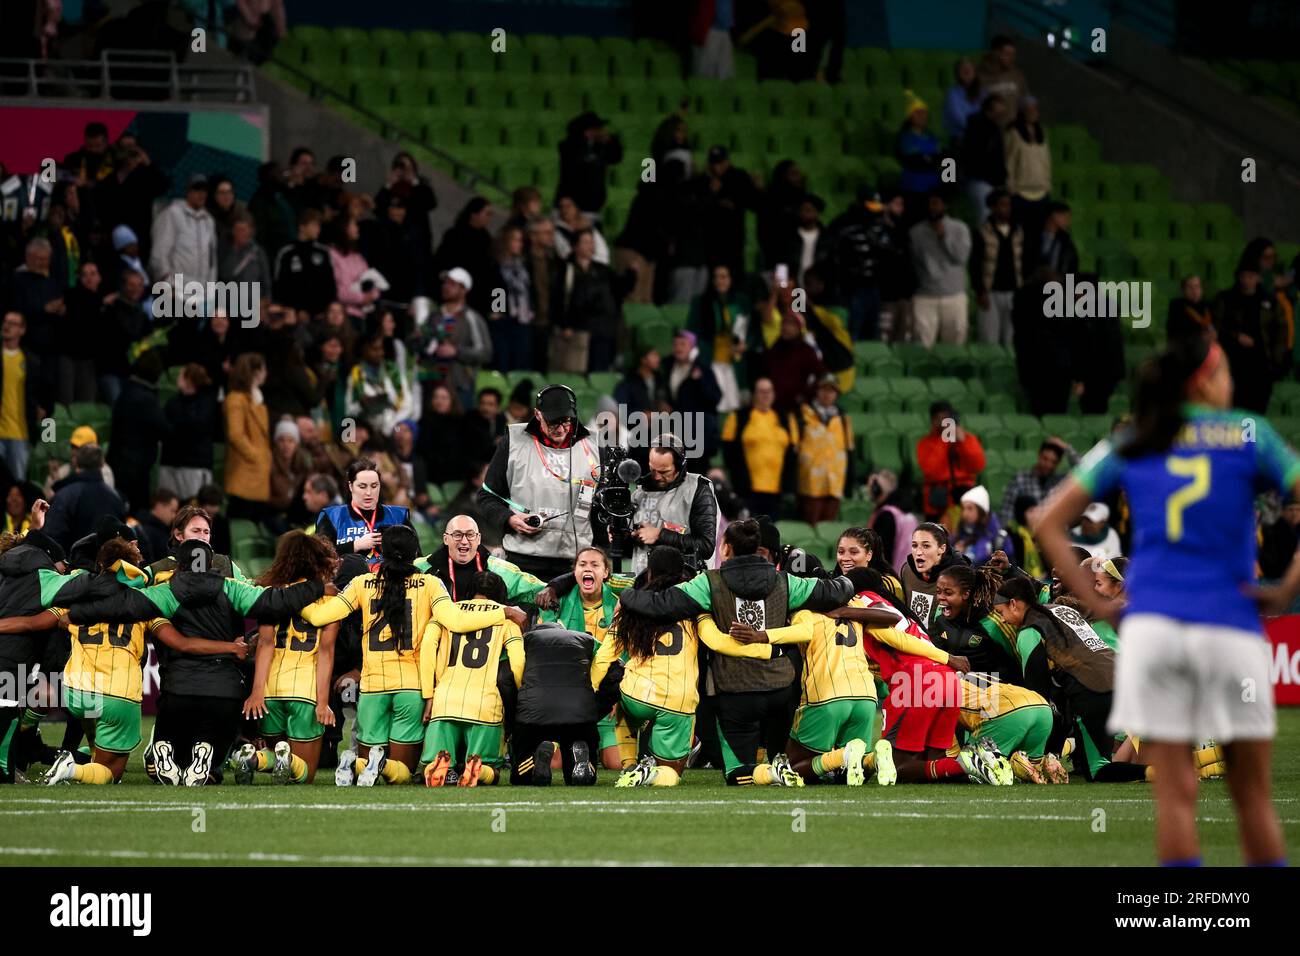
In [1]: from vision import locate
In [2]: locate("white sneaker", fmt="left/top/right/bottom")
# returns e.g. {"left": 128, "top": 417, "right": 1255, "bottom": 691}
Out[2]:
{"left": 271, "top": 741, "right": 294, "bottom": 784}
{"left": 232, "top": 743, "right": 257, "bottom": 785}
{"left": 44, "top": 750, "right": 76, "bottom": 786}
{"left": 335, "top": 748, "right": 357, "bottom": 787}
{"left": 356, "top": 746, "right": 385, "bottom": 787}
{"left": 182, "top": 742, "right": 214, "bottom": 787}
{"left": 152, "top": 741, "right": 182, "bottom": 786}
{"left": 843, "top": 738, "right": 867, "bottom": 787}
{"left": 873, "top": 739, "right": 897, "bottom": 786}
{"left": 976, "top": 736, "right": 1015, "bottom": 786}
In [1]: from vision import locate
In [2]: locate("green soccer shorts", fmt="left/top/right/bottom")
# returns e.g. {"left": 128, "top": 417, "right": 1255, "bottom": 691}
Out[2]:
{"left": 261, "top": 698, "right": 323, "bottom": 742}
{"left": 356, "top": 691, "right": 425, "bottom": 747}
{"left": 64, "top": 686, "right": 142, "bottom": 754}
{"left": 422, "top": 718, "right": 505, "bottom": 766}
{"left": 790, "top": 698, "right": 876, "bottom": 754}
{"left": 597, "top": 713, "right": 617, "bottom": 751}
{"left": 620, "top": 694, "right": 693, "bottom": 762}
{"left": 979, "top": 704, "right": 1053, "bottom": 759}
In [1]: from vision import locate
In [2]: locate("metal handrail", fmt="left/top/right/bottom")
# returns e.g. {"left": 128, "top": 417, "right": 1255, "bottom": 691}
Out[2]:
{"left": 0, "top": 50, "right": 256, "bottom": 102}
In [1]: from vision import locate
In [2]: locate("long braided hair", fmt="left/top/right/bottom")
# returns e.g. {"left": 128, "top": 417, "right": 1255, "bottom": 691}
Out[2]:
{"left": 612, "top": 547, "right": 688, "bottom": 661}
{"left": 373, "top": 525, "right": 421, "bottom": 649}
{"left": 936, "top": 563, "right": 1001, "bottom": 623}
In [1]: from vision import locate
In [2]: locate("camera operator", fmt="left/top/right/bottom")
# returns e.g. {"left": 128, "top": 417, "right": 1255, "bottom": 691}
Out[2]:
{"left": 596, "top": 435, "right": 718, "bottom": 575}
{"left": 477, "top": 384, "right": 601, "bottom": 580}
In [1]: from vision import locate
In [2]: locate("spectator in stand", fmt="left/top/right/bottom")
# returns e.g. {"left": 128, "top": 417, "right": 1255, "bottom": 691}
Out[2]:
{"left": 149, "top": 174, "right": 216, "bottom": 287}
{"left": 1240, "top": 237, "right": 1296, "bottom": 352}
{"left": 789, "top": 374, "right": 853, "bottom": 524}
{"left": 359, "top": 194, "right": 417, "bottom": 305}
{"left": 916, "top": 400, "right": 985, "bottom": 522}
{"left": 0, "top": 312, "right": 40, "bottom": 483}
{"left": 269, "top": 419, "right": 310, "bottom": 516}
{"left": 418, "top": 267, "right": 491, "bottom": 412}
{"left": 865, "top": 468, "right": 916, "bottom": 572}
{"left": 157, "top": 363, "right": 219, "bottom": 501}
{"left": 282, "top": 147, "right": 319, "bottom": 216}
{"left": 94, "top": 142, "right": 169, "bottom": 264}
{"left": 555, "top": 112, "right": 623, "bottom": 223}
{"left": 106, "top": 226, "right": 154, "bottom": 314}
{"left": 207, "top": 176, "right": 247, "bottom": 248}
{"left": 1003, "top": 494, "right": 1046, "bottom": 580}
{"left": 38, "top": 189, "right": 82, "bottom": 290}
{"left": 613, "top": 347, "right": 663, "bottom": 415}
{"left": 433, "top": 197, "right": 496, "bottom": 316}
{"left": 997, "top": 436, "right": 1077, "bottom": 528}
{"left": 506, "top": 185, "right": 542, "bottom": 233}
{"left": 614, "top": 174, "right": 670, "bottom": 305}
{"left": 1004, "top": 98, "right": 1052, "bottom": 250}
{"left": 292, "top": 415, "right": 339, "bottom": 486}
{"left": 1214, "top": 261, "right": 1286, "bottom": 413}
{"left": 295, "top": 472, "right": 342, "bottom": 532}
{"left": 218, "top": 215, "right": 272, "bottom": 304}
{"left": 761, "top": 312, "right": 826, "bottom": 416}
{"left": 226, "top": 0, "right": 287, "bottom": 64}
{"left": 95, "top": 268, "right": 151, "bottom": 406}
{"left": 374, "top": 152, "right": 437, "bottom": 295}
{"left": 1069, "top": 502, "right": 1122, "bottom": 560}
{"left": 344, "top": 331, "right": 417, "bottom": 439}
{"left": 106, "top": 350, "right": 170, "bottom": 514}
{"left": 661, "top": 330, "right": 723, "bottom": 470}
{"left": 977, "top": 35, "right": 1028, "bottom": 120}
{"left": 876, "top": 189, "right": 915, "bottom": 340}
{"left": 526, "top": 217, "right": 559, "bottom": 370}
{"left": 1028, "top": 201, "right": 1078, "bottom": 281}
{"left": 952, "top": 485, "right": 1004, "bottom": 565}
{"left": 695, "top": 146, "right": 761, "bottom": 280}
{"left": 908, "top": 189, "right": 971, "bottom": 346}
{"left": 416, "top": 384, "right": 469, "bottom": 485}
{"left": 551, "top": 230, "right": 619, "bottom": 374}
{"left": 971, "top": 188, "right": 1023, "bottom": 346}
{"left": 552, "top": 195, "right": 611, "bottom": 265}
{"left": 9, "top": 238, "right": 64, "bottom": 360}
{"left": 896, "top": 92, "right": 943, "bottom": 224}
{"left": 487, "top": 224, "right": 533, "bottom": 373}
{"left": 42, "top": 426, "right": 115, "bottom": 500}
{"left": 326, "top": 215, "right": 377, "bottom": 321}
{"left": 687, "top": 263, "right": 754, "bottom": 412}
{"left": 799, "top": 267, "right": 854, "bottom": 388}
{"left": 391, "top": 419, "right": 436, "bottom": 524}
{"left": 132, "top": 487, "right": 179, "bottom": 566}
{"left": 62, "top": 123, "right": 113, "bottom": 193}
{"left": 792, "top": 194, "right": 829, "bottom": 285}
{"left": 651, "top": 113, "right": 694, "bottom": 184}
{"left": 756, "top": 159, "right": 807, "bottom": 270}
{"left": 2, "top": 481, "right": 40, "bottom": 535}
{"left": 1074, "top": 278, "right": 1127, "bottom": 415}
{"left": 690, "top": 0, "right": 735, "bottom": 78}
{"left": 462, "top": 387, "right": 508, "bottom": 473}
{"left": 1167, "top": 274, "right": 1215, "bottom": 344}
{"left": 721, "top": 377, "right": 791, "bottom": 518}
{"left": 312, "top": 300, "right": 356, "bottom": 366}
{"left": 249, "top": 161, "right": 296, "bottom": 258}
{"left": 273, "top": 209, "right": 334, "bottom": 321}
{"left": 943, "top": 58, "right": 983, "bottom": 146}
{"left": 57, "top": 260, "right": 107, "bottom": 406}
{"left": 828, "top": 187, "right": 891, "bottom": 340}
{"left": 223, "top": 352, "right": 274, "bottom": 528}
{"left": 43, "top": 443, "right": 124, "bottom": 552}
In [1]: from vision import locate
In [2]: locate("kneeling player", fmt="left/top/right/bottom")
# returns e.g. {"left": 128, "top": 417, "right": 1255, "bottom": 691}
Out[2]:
{"left": 421, "top": 571, "right": 523, "bottom": 787}
{"left": 956, "top": 673, "right": 1066, "bottom": 784}
{"left": 237, "top": 532, "right": 340, "bottom": 784}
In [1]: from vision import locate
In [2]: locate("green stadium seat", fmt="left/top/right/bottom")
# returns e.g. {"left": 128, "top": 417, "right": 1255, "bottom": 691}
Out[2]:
{"left": 838, "top": 498, "right": 875, "bottom": 526}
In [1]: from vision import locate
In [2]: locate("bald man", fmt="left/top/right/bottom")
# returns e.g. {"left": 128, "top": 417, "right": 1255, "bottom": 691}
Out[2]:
{"left": 416, "top": 515, "right": 548, "bottom": 604}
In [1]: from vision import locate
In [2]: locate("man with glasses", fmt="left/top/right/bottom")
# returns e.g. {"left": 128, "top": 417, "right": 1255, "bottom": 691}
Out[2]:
{"left": 416, "top": 514, "right": 547, "bottom": 605}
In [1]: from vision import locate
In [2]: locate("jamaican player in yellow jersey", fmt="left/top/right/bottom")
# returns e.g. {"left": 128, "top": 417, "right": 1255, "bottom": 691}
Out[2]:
{"left": 953, "top": 673, "right": 1066, "bottom": 784}
{"left": 592, "top": 547, "right": 777, "bottom": 788}
{"left": 0, "top": 538, "right": 245, "bottom": 785}
{"left": 236, "top": 532, "right": 341, "bottom": 785}
{"left": 420, "top": 571, "right": 525, "bottom": 787}
{"left": 299, "top": 525, "right": 525, "bottom": 787}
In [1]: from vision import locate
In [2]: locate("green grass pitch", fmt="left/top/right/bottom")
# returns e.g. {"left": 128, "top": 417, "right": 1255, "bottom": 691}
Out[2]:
{"left": 3, "top": 711, "right": 1299, "bottom": 867}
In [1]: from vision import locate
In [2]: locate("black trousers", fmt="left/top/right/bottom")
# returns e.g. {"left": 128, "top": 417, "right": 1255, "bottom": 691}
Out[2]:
{"left": 509, "top": 721, "right": 600, "bottom": 785}
{"left": 154, "top": 692, "right": 243, "bottom": 770}
{"left": 714, "top": 687, "right": 796, "bottom": 784}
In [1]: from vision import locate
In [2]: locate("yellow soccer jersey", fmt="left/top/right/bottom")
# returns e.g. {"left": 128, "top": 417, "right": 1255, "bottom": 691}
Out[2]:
{"left": 265, "top": 610, "right": 336, "bottom": 704}
{"left": 421, "top": 610, "right": 524, "bottom": 724}
{"left": 53, "top": 609, "right": 167, "bottom": 703}
{"left": 957, "top": 673, "right": 1049, "bottom": 733}
{"left": 301, "top": 572, "right": 505, "bottom": 693}
{"left": 765, "top": 604, "right": 877, "bottom": 705}
{"left": 582, "top": 598, "right": 611, "bottom": 646}
{"left": 592, "top": 615, "right": 773, "bottom": 716}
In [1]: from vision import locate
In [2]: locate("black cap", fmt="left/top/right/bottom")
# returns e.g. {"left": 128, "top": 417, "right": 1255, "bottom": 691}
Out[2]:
{"left": 26, "top": 530, "right": 65, "bottom": 566}
{"left": 94, "top": 515, "right": 136, "bottom": 545}
{"left": 707, "top": 145, "right": 730, "bottom": 164}
{"left": 187, "top": 173, "right": 209, "bottom": 191}
{"left": 537, "top": 385, "right": 577, "bottom": 423}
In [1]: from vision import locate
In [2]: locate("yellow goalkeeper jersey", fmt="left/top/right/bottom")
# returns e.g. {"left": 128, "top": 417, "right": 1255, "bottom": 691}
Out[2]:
{"left": 53, "top": 608, "right": 167, "bottom": 703}
{"left": 421, "top": 609, "right": 524, "bottom": 724}
{"left": 957, "top": 674, "right": 1050, "bottom": 733}
{"left": 765, "top": 601, "right": 877, "bottom": 705}
{"left": 301, "top": 572, "right": 505, "bottom": 693}
{"left": 591, "top": 615, "right": 774, "bottom": 716}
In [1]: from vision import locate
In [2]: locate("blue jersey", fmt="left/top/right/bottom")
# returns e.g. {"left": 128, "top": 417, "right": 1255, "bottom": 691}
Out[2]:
{"left": 1073, "top": 405, "right": 1300, "bottom": 633}
{"left": 317, "top": 503, "right": 411, "bottom": 569}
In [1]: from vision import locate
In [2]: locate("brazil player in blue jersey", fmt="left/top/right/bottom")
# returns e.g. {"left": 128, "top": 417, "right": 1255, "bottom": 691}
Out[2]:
{"left": 1035, "top": 337, "right": 1295, "bottom": 866}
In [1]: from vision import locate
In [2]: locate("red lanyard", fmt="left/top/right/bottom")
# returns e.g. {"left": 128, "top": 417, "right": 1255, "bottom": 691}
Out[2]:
{"left": 531, "top": 437, "right": 598, "bottom": 483}
{"left": 446, "top": 551, "right": 483, "bottom": 602}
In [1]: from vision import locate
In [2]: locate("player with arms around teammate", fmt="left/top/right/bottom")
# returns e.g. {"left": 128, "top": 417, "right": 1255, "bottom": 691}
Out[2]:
{"left": 237, "top": 531, "right": 341, "bottom": 784}
{"left": 1035, "top": 337, "right": 1296, "bottom": 865}
{"left": 420, "top": 571, "right": 524, "bottom": 788}
{"left": 301, "top": 525, "right": 524, "bottom": 787}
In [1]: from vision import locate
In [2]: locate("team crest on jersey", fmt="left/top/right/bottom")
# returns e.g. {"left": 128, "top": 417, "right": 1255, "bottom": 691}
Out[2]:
{"left": 735, "top": 598, "right": 766, "bottom": 630}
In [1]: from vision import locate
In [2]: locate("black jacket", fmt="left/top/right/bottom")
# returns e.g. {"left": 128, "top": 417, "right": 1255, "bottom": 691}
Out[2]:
{"left": 516, "top": 623, "right": 604, "bottom": 726}
{"left": 132, "top": 511, "right": 172, "bottom": 566}
{"left": 928, "top": 613, "right": 1024, "bottom": 683}
{"left": 960, "top": 111, "right": 1007, "bottom": 186}
{"left": 552, "top": 257, "right": 619, "bottom": 334}
{"left": 44, "top": 471, "right": 126, "bottom": 552}
{"left": 160, "top": 387, "right": 219, "bottom": 470}
{"left": 272, "top": 239, "right": 335, "bottom": 316}
{"left": 66, "top": 570, "right": 324, "bottom": 698}
{"left": 423, "top": 542, "right": 493, "bottom": 603}
{"left": 105, "top": 377, "right": 170, "bottom": 479}
{"left": 555, "top": 128, "right": 623, "bottom": 213}
{"left": 593, "top": 470, "right": 718, "bottom": 569}
{"left": 94, "top": 297, "right": 152, "bottom": 378}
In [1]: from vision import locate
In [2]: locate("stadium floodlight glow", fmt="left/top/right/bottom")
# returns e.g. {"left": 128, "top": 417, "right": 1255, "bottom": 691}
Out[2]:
{"left": 1047, "top": 32, "right": 1056, "bottom": 47}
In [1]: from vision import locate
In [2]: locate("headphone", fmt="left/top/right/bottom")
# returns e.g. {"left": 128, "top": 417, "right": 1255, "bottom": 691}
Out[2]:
{"left": 652, "top": 432, "right": 687, "bottom": 472}
{"left": 535, "top": 383, "right": 577, "bottom": 418}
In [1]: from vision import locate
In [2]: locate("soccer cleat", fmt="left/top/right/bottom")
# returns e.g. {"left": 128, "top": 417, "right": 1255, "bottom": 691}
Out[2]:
{"left": 1199, "top": 760, "right": 1226, "bottom": 780}
{"left": 445, "top": 767, "right": 460, "bottom": 787}
{"left": 356, "top": 746, "right": 385, "bottom": 787}
{"left": 423, "top": 750, "right": 452, "bottom": 788}
{"left": 532, "top": 740, "right": 555, "bottom": 786}
{"left": 232, "top": 743, "right": 257, "bottom": 785}
{"left": 569, "top": 741, "right": 595, "bottom": 786}
{"left": 615, "top": 756, "right": 657, "bottom": 788}
{"left": 770, "top": 753, "right": 805, "bottom": 788}
{"left": 44, "top": 750, "right": 75, "bottom": 786}
{"left": 335, "top": 748, "right": 357, "bottom": 787}
{"left": 271, "top": 741, "right": 294, "bottom": 784}
{"left": 686, "top": 737, "right": 704, "bottom": 769}
{"left": 1041, "top": 753, "right": 1069, "bottom": 784}
{"left": 873, "top": 739, "right": 897, "bottom": 786}
{"left": 152, "top": 740, "right": 182, "bottom": 786}
{"left": 842, "top": 739, "right": 868, "bottom": 787}
{"left": 459, "top": 755, "right": 482, "bottom": 787}
{"left": 182, "top": 742, "right": 214, "bottom": 787}
{"left": 1009, "top": 751, "right": 1046, "bottom": 784}
{"left": 956, "top": 745, "right": 999, "bottom": 785}
{"left": 976, "top": 737, "right": 1014, "bottom": 786}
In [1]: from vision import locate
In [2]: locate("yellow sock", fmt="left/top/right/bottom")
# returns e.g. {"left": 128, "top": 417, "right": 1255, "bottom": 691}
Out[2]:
{"left": 380, "top": 760, "right": 411, "bottom": 784}
{"left": 615, "top": 712, "right": 639, "bottom": 769}
{"left": 752, "top": 764, "right": 775, "bottom": 785}
{"left": 290, "top": 754, "right": 309, "bottom": 783}
{"left": 862, "top": 752, "right": 876, "bottom": 772}
{"left": 812, "top": 748, "right": 845, "bottom": 776}
{"left": 1199, "top": 760, "right": 1226, "bottom": 780}
{"left": 1144, "top": 765, "right": 1156, "bottom": 782}
{"left": 256, "top": 749, "right": 274, "bottom": 772}
{"left": 1194, "top": 744, "right": 1224, "bottom": 769}
{"left": 650, "top": 765, "right": 679, "bottom": 787}
{"left": 479, "top": 765, "right": 497, "bottom": 785}
{"left": 355, "top": 757, "right": 367, "bottom": 777}
{"left": 72, "top": 762, "right": 114, "bottom": 785}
